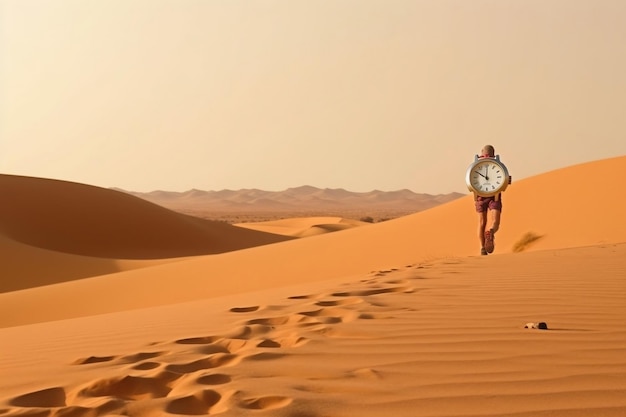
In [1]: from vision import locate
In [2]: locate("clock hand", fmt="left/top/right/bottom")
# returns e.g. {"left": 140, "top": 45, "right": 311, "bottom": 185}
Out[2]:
{"left": 485, "top": 165, "right": 489, "bottom": 181}
{"left": 474, "top": 170, "right": 487, "bottom": 179}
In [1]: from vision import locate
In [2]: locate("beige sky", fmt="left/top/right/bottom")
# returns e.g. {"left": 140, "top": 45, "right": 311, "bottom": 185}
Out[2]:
{"left": 1, "top": 0, "right": 625, "bottom": 194}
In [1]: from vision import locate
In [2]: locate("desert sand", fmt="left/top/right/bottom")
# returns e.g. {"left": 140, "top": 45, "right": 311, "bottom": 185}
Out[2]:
{"left": 1, "top": 156, "right": 625, "bottom": 417}
{"left": 235, "top": 216, "right": 371, "bottom": 237}
{"left": 0, "top": 175, "right": 293, "bottom": 292}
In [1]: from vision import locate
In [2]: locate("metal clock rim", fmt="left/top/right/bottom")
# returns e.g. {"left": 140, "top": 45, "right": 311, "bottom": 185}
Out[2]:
{"left": 465, "top": 155, "right": 510, "bottom": 197}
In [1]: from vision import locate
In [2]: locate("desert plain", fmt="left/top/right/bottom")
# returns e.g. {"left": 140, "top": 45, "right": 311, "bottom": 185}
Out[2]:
{"left": 1, "top": 156, "right": 625, "bottom": 417}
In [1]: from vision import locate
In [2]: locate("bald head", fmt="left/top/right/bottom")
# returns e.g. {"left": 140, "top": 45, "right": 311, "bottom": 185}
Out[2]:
{"left": 481, "top": 145, "right": 495, "bottom": 157}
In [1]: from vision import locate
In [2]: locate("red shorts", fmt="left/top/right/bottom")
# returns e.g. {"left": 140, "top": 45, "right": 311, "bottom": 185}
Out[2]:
{"left": 475, "top": 195, "right": 502, "bottom": 213}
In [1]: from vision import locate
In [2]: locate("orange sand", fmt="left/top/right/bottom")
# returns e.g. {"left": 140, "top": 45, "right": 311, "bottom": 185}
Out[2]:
{"left": 1, "top": 156, "right": 625, "bottom": 417}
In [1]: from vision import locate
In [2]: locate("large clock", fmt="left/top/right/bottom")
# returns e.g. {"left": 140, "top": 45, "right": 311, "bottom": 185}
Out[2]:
{"left": 465, "top": 155, "right": 511, "bottom": 197}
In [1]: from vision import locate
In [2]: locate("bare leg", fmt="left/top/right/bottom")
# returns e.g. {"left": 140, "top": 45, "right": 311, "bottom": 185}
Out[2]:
{"left": 478, "top": 212, "right": 487, "bottom": 249}
{"left": 488, "top": 209, "right": 501, "bottom": 235}
{"left": 483, "top": 209, "right": 501, "bottom": 253}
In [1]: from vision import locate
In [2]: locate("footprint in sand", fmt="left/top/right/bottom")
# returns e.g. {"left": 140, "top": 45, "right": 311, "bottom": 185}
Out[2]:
{"left": 174, "top": 337, "right": 250, "bottom": 355}
{"left": 245, "top": 313, "right": 321, "bottom": 328}
{"left": 130, "top": 361, "right": 162, "bottom": 371}
{"left": 77, "top": 372, "right": 180, "bottom": 400}
{"left": 196, "top": 374, "right": 232, "bottom": 385}
{"left": 73, "top": 351, "right": 164, "bottom": 367}
{"left": 8, "top": 386, "right": 127, "bottom": 415}
{"left": 72, "top": 355, "right": 116, "bottom": 365}
{"left": 246, "top": 316, "right": 292, "bottom": 326}
{"left": 9, "top": 387, "right": 67, "bottom": 408}
{"left": 287, "top": 293, "right": 325, "bottom": 301}
{"left": 383, "top": 278, "right": 410, "bottom": 285}
{"left": 237, "top": 395, "right": 292, "bottom": 410}
{"left": 175, "top": 336, "right": 239, "bottom": 355}
{"left": 351, "top": 368, "right": 383, "bottom": 379}
{"left": 299, "top": 307, "right": 360, "bottom": 324}
{"left": 176, "top": 336, "right": 221, "bottom": 345}
{"left": 165, "top": 353, "right": 239, "bottom": 374}
{"left": 315, "top": 297, "right": 363, "bottom": 307}
{"left": 255, "top": 334, "right": 308, "bottom": 349}
{"left": 165, "top": 389, "right": 222, "bottom": 415}
{"left": 225, "top": 324, "right": 275, "bottom": 340}
{"left": 358, "top": 312, "right": 395, "bottom": 319}
{"left": 215, "top": 338, "right": 249, "bottom": 354}
{"left": 372, "top": 269, "right": 399, "bottom": 277}
{"left": 332, "top": 285, "right": 412, "bottom": 297}
{"left": 118, "top": 351, "right": 163, "bottom": 364}
{"left": 244, "top": 351, "right": 288, "bottom": 361}
{"left": 7, "top": 266, "right": 423, "bottom": 417}
{"left": 230, "top": 306, "right": 261, "bottom": 313}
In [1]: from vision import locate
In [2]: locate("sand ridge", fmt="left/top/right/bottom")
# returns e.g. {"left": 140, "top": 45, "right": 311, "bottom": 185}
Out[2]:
{"left": 0, "top": 174, "right": 293, "bottom": 260}
{"left": 0, "top": 174, "right": 296, "bottom": 292}
{"left": 0, "top": 233, "right": 168, "bottom": 293}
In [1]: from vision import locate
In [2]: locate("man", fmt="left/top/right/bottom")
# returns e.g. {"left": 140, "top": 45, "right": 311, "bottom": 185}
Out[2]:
{"left": 475, "top": 145, "right": 501, "bottom": 255}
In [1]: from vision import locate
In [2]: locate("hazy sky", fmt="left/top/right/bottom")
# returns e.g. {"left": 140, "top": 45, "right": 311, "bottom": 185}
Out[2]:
{"left": 2, "top": 0, "right": 625, "bottom": 194}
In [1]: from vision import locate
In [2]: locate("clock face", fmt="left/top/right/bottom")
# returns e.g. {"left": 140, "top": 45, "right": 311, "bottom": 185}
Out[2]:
{"left": 469, "top": 160, "right": 507, "bottom": 195}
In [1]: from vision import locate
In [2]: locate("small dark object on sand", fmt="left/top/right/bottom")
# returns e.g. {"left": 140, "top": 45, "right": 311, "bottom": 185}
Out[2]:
{"left": 524, "top": 322, "right": 548, "bottom": 330}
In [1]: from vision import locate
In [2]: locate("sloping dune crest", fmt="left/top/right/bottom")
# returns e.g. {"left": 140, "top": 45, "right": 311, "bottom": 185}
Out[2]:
{"left": 1, "top": 156, "right": 624, "bottom": 327}
{"left": 0, "top": 175, "right": 292, "bottom": 260}
{"left": 0, "top": 234, "right": 166, "bottom": 293}
{"left": 503, "top": 155, "right": 626, "bottom": 250}
{"left": 0, "top": 175, "right": 293, "bottom": 292}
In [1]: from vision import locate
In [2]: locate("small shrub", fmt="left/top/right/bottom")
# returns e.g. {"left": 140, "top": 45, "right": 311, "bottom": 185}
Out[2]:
{"left": 512, "top": 232, "right": 544, "bottom": 252}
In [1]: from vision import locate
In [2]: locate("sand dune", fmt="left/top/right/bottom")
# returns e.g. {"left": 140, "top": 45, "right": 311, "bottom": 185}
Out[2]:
{"left": 0, "top": 174, "right": 293, "bottom": 260}
{"left": 0, "top": 175, "right": 295, "bottom": 291}
{"left": 0, "top": 234, "right": 169, "bottom": 293}
{"left": 2, "top": 156, "right": 625, "bottom": 327}
{"left": 0, "top": 156, "right": 625, "bottom": 416}
{"left": 235, "top": 216, "right": 370, "bottom": 237}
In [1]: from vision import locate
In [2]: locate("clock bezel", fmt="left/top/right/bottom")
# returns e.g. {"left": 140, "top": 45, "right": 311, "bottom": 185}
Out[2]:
{"left": 465, "top": 155, "right": 510, "bottom": 197}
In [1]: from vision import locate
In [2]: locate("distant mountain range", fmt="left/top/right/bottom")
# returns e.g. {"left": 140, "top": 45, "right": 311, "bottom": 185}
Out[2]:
{"left": 117, "top": 186, "right": 465, "bottom": 221}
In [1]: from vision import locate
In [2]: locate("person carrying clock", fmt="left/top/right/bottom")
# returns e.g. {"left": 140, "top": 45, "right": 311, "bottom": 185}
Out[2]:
{"left": 465, "top": 145, "right": 511, "bottom": 255}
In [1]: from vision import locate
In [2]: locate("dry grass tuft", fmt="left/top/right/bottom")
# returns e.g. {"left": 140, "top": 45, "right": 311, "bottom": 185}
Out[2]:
{"left": 512, "top": 232, "right": 544, "bottom": 253}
